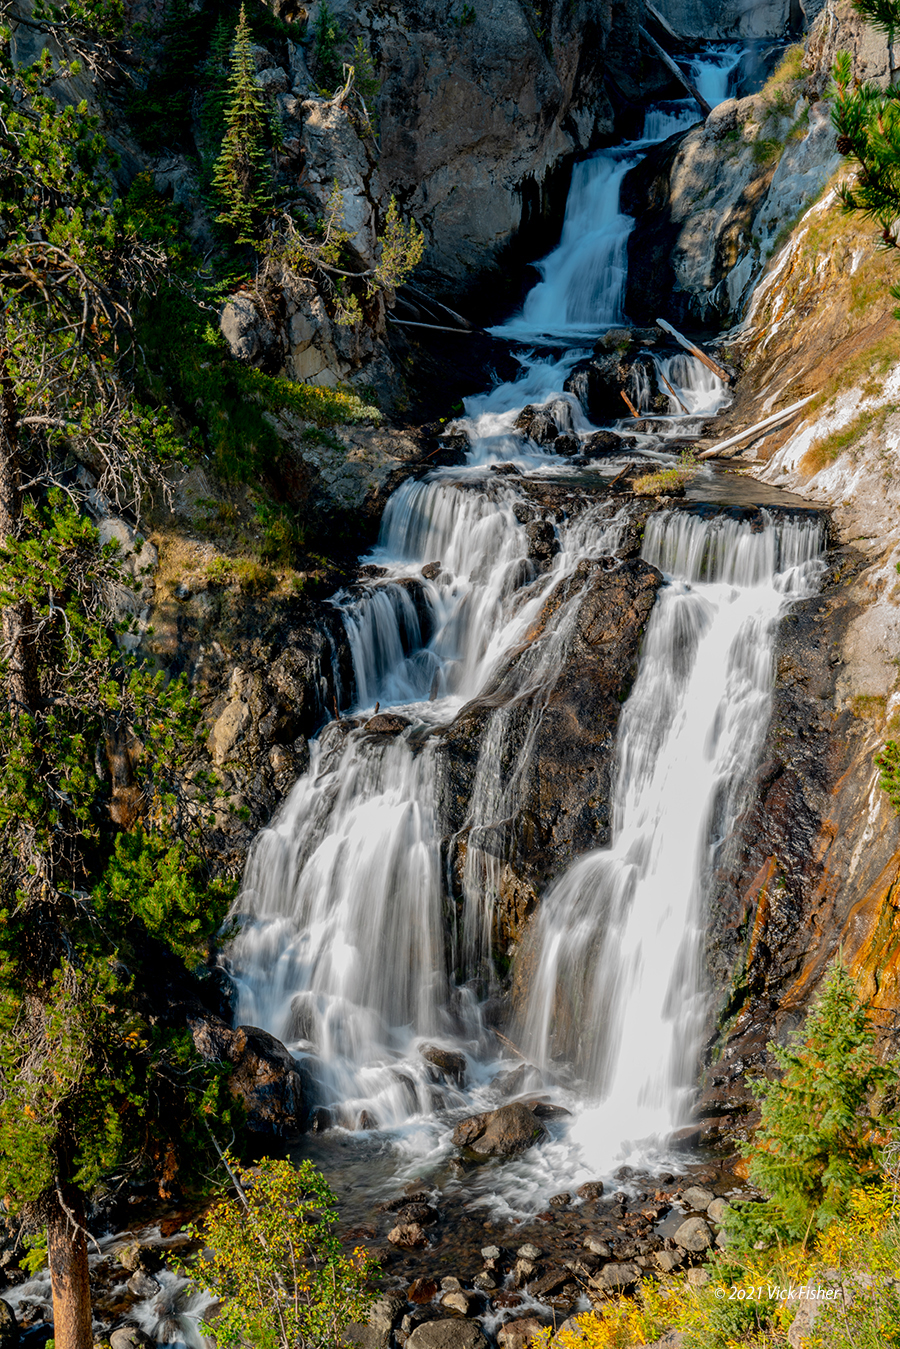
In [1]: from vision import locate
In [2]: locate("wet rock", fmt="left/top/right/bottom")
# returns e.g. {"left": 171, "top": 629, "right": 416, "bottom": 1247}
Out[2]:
{"left": 515, "top": 405, "right": 559, "bottom": 444}
{"left": 440, "top": 1277, "right": 462, "bottom": 1291}
{"left": 109, "top": 1330, "right": 152, "bottom": 1349}
{"left": 407, "top": 1278, "right": 439, "bottom": 1304}
{"left": 357, "top": 1109, "right": 379, "bottom": 1130}
{"left": 582, "top": 430, "right": 628, "bottom": 458}
{"left": 549, "top": 1191, "right": 571, "bottom": 1208}
{"left": 189, "top": 1018, "right": 306, "bottom": 1135}
{"left": 126, "top": 1270, "right": 160, "bottom": 1298}
{"left": 387, "top": 1222, "right": 429, "bottom": 1249}
{"left": 525, "top": 520, "right": 560, "bottom": 563}
{"left": 554, "top": 433, "right": 581, "bottom": 457}
{"left": 577, "top": 1180, "right": 605, "bottom": 1201}
{"left": 0, "top": 1302, "right": 17, "bottom": 1349}
{"left": 481, "top": 1244, "right": 502, "bottom": 1260}
{"left": 682, "top": 1185, "right": 715, "bottom": 1211}
{"left": 405, "top": 1320, "right": 488, "bottom": 1349}
{"left": 421, "top": 561, "right": 442, "bottom": 580}
{"left": 584, "top": 1236, "right": 612, "bottom": 1257}
{"left": 512, "top": 1259, "right": 538, "bottom": 1288}
{"left": 396, "top": 1204, "right": 439, "bottom": 1226}
{"left": 473, "top": 1271, "right": 498, "bottom": 1290}
{"left": 420, "top": 1044, "right": 467, "bottom": 1086}
{"left": 117, "top": 1242, "right": 162, "bottom": 1274}
{"left": 528, "top": 1267, "right": 571, "bottom": 1297}
{"left": 673, "top": 1217, "right": 713, "bottom": 1252}
{"left": 517, "top": 1243, "right": 542, "bottom": 1260}
{"left": 498, "top": 1317, "right": 547, "bottom": 1349}
{"left": 363, "top": 714, "right": 411, "bottom": 735}
{"left": 451, "top": 1103, "right": 548, "bottom": 1158}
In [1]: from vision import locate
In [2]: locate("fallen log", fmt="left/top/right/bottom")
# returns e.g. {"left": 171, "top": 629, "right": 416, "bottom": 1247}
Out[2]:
{"left": 657, "top": 368, "right": 689, "bottom": 413}
{"left": 644, "top": 0, "right": 680, "bottom": 43}
{"left": 388, "top": 317, "right": 474, "bottom": 334}
{"left": 696, "top": 394, "right": 815, "bottom": 459}
{"left": 656, "top": 318, "right": 730, "bottom": 380}
{"left": 620, "top": 389, "right": 640, "bottom": 417}
{"left": 639, "top": 28, "right": 712, "bottom": 117}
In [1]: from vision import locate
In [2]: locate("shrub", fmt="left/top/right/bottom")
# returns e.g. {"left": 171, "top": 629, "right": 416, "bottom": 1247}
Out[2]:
{"left": 188, "top": 1154, "right": 379, "bottom": 1349}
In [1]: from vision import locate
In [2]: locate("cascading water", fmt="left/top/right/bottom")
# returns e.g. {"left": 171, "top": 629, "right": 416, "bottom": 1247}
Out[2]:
{"left": 226, "top": 43, "right": 819, "bottom": 1210}
{"left": 517, "top": 511, "right": 824, "bottom": 1170}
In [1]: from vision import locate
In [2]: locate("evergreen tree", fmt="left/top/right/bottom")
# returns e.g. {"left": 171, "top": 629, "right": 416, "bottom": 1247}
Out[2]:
{"left": 0, "top": 15, "right": 240, "bottom": 1349}
{"left": 729, "top": 963, "right": 896, "bottom": 1248}
{"left": 831, "top": 0, "right": 900, "bottom": 249}
{"left": 211, "top": 3, "right": 274, "bottom": 243}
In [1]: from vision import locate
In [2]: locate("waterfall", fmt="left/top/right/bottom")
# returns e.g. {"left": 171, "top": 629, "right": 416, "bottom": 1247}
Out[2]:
{"left": 516, "top": 510, "right": 824, "bottom": 1165}
{"left": 226, "top": 46, "right": 816, "bottom": 1203}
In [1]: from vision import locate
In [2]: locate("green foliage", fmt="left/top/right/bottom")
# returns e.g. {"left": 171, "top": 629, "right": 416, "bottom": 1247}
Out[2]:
{"left": 94, "top": 831, "right": 236, "bottom": 964}
{"left": 212, "top": 4, "right": 275, "bottom": 243}
{"left": 728, "top": 963, "right": 896, "bottom": 1247}
{"left": 312, "top": 0, "right": 346, "bottom": 93}
{"left": 126, "top": 0, "right": 204, "bottom": 147}
{"left": 876, "top": 737, "right": 900, "bottom": 810}
{"left": 831, "top": 23, "right": 900, "bottom": 251}
{"left": 189, "top": 1154, "right": 379, "bottom": 1349}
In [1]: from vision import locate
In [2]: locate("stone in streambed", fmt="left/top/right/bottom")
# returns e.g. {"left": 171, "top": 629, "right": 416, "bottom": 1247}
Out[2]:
{"left": 387, "top": 1221, "right": 429, "bottom": 1249}
{"left": 344, "top": 1291, "right": 405, "bottom": 1349}
{"left": 407, "top": 1277, "right": 439, "bottom": 1304}
{"left": 396, "top": 1202, "right": 439, "bottom": 1226}
{"left": 498, "top": 1317, "right": 547, "bottom": 1349}
{"left": 681, "top": 1185, "right": 715, "bottom": 1211}
{"left": 673, "top": 1216, "right": 713, "bottom": 1252}
{"left": 577, "top": 1180, "right": 605, "bottom": 1201}
{"left": 363, "top": 713, "right": 411, "bottom": 735}
{"left": 406, "top": 1320, "right": 489, "bottom": 1349}
{"left": 707, "top": 1197, "right": 731, "bottom": 1225}
{"left": 420, "top": 1044, "right": 467, "bottom": 1086}
{"left": 451, "top": 1102, "right": 548, "bottom": 1157}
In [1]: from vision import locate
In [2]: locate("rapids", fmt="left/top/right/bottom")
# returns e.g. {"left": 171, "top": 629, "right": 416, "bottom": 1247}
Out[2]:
{"left": 226, "top": 43, "right": 825, "bottom": 1214}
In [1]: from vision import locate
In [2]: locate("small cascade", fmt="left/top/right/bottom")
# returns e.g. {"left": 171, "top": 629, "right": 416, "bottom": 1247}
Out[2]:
{"left": 515, "top": 511, "right": 824, "bottom": 1164}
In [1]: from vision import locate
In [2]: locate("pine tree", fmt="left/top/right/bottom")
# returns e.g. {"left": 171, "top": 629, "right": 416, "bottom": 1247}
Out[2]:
{"left": 831, "top": 0, "right": 900, "bottom": 248}
{"left": 211, "top": 3, "right": 274, "bottom": 244}
{"left": 728, "top": 963, "right": 896, "bottom": 1248}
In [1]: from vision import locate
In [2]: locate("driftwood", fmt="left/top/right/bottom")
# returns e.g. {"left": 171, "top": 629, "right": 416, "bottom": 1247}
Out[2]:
{"left": 402, "top": 283, "right": 474, "bottom": 332}
{"left": 697, "top": 394, "right": 815, "bottom": 459}
{"left": 639, "top": 28, "right": 712, "bottom": 116}
{"left": 644, "top": 0, "right": 680, "bottom": 43}
{"left": 657, "top": 368, "right": 689, "bottom": 413}
{"left": 388, "top": 317, "right": 474, "bottom": 334}
{"left": 656, "top": 317, "right": 730, "bottom": 381}
{"left": 620, "top": 389, "right": 640, "bottom": 417}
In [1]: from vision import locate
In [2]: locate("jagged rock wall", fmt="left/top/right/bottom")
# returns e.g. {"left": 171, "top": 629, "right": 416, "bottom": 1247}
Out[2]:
{"left": 684, "top": 18, "right": 900, "bottom": 1124}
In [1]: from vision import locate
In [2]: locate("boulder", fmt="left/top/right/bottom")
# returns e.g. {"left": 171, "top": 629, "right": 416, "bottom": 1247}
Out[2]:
{"left": 189, "top": 1018, "right": 306, "bottom": 1135}
{"left": 498, "top": 1317, "right": 546, "bottom": 1348}
{"left": 387, "top": 1222, "right": 429, "bottom": 1249}
{"left": 364, "top": 713, "right": 412, "bottom": 735}
{"left": 577, "top": 1180, "right": 605, "bottom": 1201}
{"left": 673, "top": 1217, "right": 713, "bottom": 1252}
{"left": 452, "top": 1103, "right": 548, "bottom": 1157}
{"left": 420, "top": 1044, "right": 467, "bottom": 1086}
{"left": 406, "top": 1320, "right": 489, "bottom": 1349}
{"left": 395, "top": 1203, "right": 439, "bottom": 1226}
{"left": 681, "top": 1185, "right": 715, "bottom": 1211}
{"left": 109, "top": 1329, "right": 152, "bottom": 1349}
{"left": 593, "top": 1261, "right": 641, "bottom": 1291}
{"left": 583, "top": 1236, "right": 611, "bottom": 1257}
{"left": 0, "top": 1302, "right": 18, "bottom": 1349}
{"left": 344, "top": 1292, "right": 405, "bottom": 1349}
{"left": 707, "top": 1197, "right": 731, "bottom": 1225}
{"left": 515, "top": 406, "right": 559, "bottom": 444}
{"left": 220, "top": 293, "right": 277, "bottom": 365}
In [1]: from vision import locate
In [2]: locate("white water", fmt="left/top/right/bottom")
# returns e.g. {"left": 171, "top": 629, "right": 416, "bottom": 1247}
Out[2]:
{"left": 225, "top": 44, "right": 810, "bottom": 1209}
{"left": 519, "top": 511, "right": 824, "bottom": 1168}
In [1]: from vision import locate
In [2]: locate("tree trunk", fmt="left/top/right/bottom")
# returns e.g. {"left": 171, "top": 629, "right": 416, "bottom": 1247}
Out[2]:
{"left": 47, "top": 1182, "right": 93, "bottom": 1349}
{"left": 0, "top": 354, "right": 39, "bottom": 712}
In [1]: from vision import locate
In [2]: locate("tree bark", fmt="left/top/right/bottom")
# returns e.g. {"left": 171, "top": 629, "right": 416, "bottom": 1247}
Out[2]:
{"left": 0, "top": 354, "right": 39, "bottom": 712}
{"left": 47, "top": 1182, "right": 93, "bottom": 1349}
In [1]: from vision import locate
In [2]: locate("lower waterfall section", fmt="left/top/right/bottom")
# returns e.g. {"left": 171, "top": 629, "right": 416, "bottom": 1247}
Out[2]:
{"left": 515, "top": 511, "right": 825, "bottom": 1170}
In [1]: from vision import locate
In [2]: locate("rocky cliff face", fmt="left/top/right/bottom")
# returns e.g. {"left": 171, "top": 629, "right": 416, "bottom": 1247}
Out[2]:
{"left": 668, "top": 7, "right": 900, "bottom": 1129}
